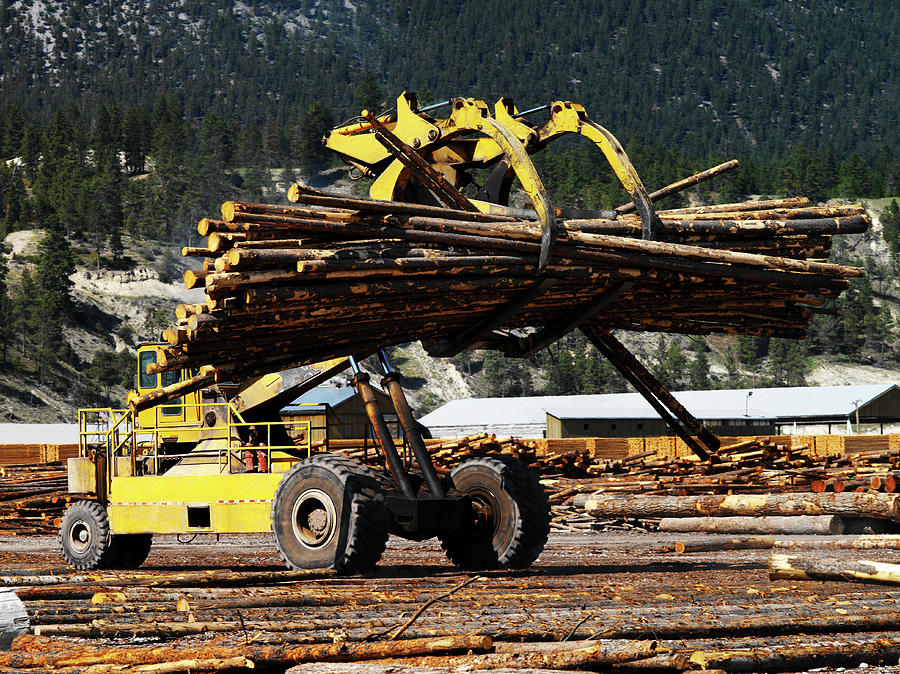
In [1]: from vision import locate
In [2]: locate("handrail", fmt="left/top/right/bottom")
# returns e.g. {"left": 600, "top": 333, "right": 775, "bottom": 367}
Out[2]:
{"left": 79, "top": 401, "right": 313, "bottom": 477}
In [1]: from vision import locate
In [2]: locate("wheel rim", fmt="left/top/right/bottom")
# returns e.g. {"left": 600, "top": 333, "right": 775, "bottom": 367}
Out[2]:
{"left": 68, "top": 518, "right": 93, "bottom": 555}
{"left": 468, "top": 487, "right": 500, "bottom": 538}
{"left": 291, "top": 488, "right": 337, "bottom": 549}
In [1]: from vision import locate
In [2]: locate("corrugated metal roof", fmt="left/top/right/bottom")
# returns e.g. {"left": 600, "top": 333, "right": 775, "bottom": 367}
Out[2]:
{"left": 280, "top": 385, "right": 391, "bottom": 414}
{"left": 419, "top": 384, "right": 900, "bottom": 427}
{"left": 0, "top": 424, "right": 78, "bottom": 445}
{"left": 281, "top": 386, "right": 357, "bottom": 414}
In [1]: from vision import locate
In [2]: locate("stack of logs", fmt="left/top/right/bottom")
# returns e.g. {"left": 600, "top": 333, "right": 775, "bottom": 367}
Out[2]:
{"left": 319, "top": 434, "right": 900, "bottom": 532}
{"left": 328, "top": 432, "right": 593, "bottom": 476}
{"left": 566, "top": 438, "right": 900, "bottom": 497}
{"left": 136, "top": 181, "right": 867, "bottom": 406}
{"left": 0, "top": 463, "right": 69, "bottom": 535}
{"left": 565, "top": 438, "right": 900, "bottom": 534}
{"left": 10, "top": 543, "right": 900, "bottom": 672}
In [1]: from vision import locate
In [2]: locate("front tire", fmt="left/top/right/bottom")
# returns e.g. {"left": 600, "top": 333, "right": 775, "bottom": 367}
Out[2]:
{"left": 59, "top": 501, "right": 120, "bottom": 570}
{"left": 439, "top": 455, "right": 550, "bottom": 570}
{"left": 271, "top": 454, "right": 389, "bottom": 573}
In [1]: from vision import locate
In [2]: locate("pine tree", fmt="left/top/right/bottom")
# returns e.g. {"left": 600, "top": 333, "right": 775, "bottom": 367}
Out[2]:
{"left": 687, "top": 349, "right": 712, "bottom": 390}
{"left": 354, "top": 69, "right": 383, "bottom": 115}
{"left": 15, "top": 268, "right": 36, "bottom": 359}
{"left": 295, "top": 102, "right": 335, "bottom": 174}
{"left": 0, "top": 240, "right": 11, "bottom": 365}
{"left": 882, "top": 199, "right": 900, "bottom": 260}
{"left": 122, "top": 107, "right": 151, "bottom": 175}
{"left": 766, "top": 338, "right": 808, "bottom": 387}
{"left": 33, "top": 219, "right": 75, "bottom": 379}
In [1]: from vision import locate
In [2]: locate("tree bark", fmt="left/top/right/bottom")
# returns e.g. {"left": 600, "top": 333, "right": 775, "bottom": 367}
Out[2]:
{"left": 584, "top": 492, "right": 900, "bottom": 521}
{"left": 769, "top": 553, "right": 900, "bottom": 585}
{"left": 658, "top": 516, "right": 845, "bottom": 535}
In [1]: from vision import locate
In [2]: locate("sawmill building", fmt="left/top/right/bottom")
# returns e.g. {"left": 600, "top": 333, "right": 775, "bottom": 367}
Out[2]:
{"left": 418, "top": 384, "right": 900, "bottom": 439}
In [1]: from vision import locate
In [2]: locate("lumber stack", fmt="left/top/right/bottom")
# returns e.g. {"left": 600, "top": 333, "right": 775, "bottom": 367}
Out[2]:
{"left": 0, "top": 444, "right": 78, "bottom": 466}
{"left": 138, "top": 183, "right": 867, "bottom": 408}
{"left": 0, "top": 463, "right": 70, "bottom": 535}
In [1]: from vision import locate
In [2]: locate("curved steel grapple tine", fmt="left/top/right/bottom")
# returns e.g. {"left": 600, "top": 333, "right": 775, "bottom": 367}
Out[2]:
{"left": 538, "top": 214, "right": 558, "bottom": 270}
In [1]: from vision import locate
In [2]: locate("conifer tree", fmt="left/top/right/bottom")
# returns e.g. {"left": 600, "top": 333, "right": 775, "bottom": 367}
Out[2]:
{"left": 295, "top": 101, "right": 335, "bottom": 174}
{"left": 0, "top": 241, "right": 10, "bottom": 365}
{"left": 354, "top": 69, "right": 383, "bottom": 115}
{"left": 33, "top": 219, "right": 75, "bottom": 379}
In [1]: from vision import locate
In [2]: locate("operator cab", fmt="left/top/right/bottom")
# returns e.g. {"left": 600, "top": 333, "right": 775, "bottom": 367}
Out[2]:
{"left": 135, "top": 343, "right": 198, "bottom": 430}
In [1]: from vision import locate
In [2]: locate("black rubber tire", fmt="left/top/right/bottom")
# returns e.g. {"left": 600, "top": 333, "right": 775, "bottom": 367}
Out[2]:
{"left": 107, "top": 534, "right": 154, "bottom": 569}
{"left": 271, "top": 453, "right": 389, "bottom": 573}
{"left": 439, "top": 455, "right": 550, "bottom": 570}
{"left": 59, "top": 501, "right": 121, "bottom": 570}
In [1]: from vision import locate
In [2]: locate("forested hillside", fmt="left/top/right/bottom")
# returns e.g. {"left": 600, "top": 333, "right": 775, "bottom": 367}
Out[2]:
{"left": 0, "top": 0, "right": 898, "bottom": 420}
{"left": 2, "top": 0, "right": 899, "bottom": 161}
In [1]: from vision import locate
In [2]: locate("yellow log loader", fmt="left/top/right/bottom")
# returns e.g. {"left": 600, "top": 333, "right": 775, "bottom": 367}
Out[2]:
{"left": 61, "top": 92, "right": 723, "bottom": 574}
{"left": 62, "top": 344, "right": 550, "bottom": 573}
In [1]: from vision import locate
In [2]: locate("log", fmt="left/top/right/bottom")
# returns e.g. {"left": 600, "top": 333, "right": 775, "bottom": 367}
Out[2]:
{"left": 80, "top": 657, "right": 254, "bottom": 673}
{"left": 468, "top": 639, "right": 661, "bottom": 669}
{"left": 689, "top": 636, "right": 900, "bottom": 672}
{"left": 672, "top": 535, "right": 774, "bottom": 553}
{"left": 2, "top": 633, "right": 492, "bottom": 669}
{"left": 0, "top": 567, "right": 336, "bottom": 588}
{"left": 615, "top": 159, "right": 739, "bottom": 214}
{"left": 657, "top": 515, "right": 845, "bottom": 535}
{"left": 769, "top": 553, "right": 900, "bottom": 585}
{"left": 583, "top": 492, "right": 900, "bottom": 520}
{"left": 773, "top": 534, "right": 900, "bottom": 550}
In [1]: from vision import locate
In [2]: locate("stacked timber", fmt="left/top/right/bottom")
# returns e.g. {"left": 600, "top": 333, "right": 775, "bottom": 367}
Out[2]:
{"left": 0, "top": 464, "right": 70, "bottom": 535}
{"left": 547, "top": 437, "right": 900, "bottom": 533}
{"left": 136, "top": 181, "right": 867, "bottom": 409}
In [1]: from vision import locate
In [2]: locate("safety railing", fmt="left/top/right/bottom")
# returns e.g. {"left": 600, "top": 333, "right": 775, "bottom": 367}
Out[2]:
{"left": 77, "top": 403, "right": 312, "bottom": 481}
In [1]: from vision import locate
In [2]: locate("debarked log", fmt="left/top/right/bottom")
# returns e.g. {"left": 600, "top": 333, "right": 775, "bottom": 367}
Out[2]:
{"left": 671, "top": 536, "right": 774, "bottom": 553}
{"left": 657, "top": 515, "right": 845, "bottom": 535}
{"left": 773, "top": 534, "right": 900, "bottom": 550}
{"left": 468, "top": 639, "right": 661, "bottom": 670}
{"left": 583, "top": 492, "right": 900, "bottom": 521}
{"left": 769, "top": 553, "right": 900, "bottom": 585}
{"left": 689, "top": 635, "right": 900, "bottom": 672}
{"left": 76, "top": 656, "right": 254, "bottom": 673}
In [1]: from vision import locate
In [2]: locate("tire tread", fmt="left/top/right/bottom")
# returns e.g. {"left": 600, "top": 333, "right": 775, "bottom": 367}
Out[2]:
{"left": 272, "top": 453, "right": 389, "bottom": 573}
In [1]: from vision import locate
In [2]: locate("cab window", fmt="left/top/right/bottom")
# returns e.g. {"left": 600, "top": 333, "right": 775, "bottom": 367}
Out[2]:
{"left": 139, "top": 351, "right": 157, "bottom": 389}
{"left": 160, "top": 369, "right": 183, "bottom": 416}
{"left": 162, "top": 370, "right": 181, "bottom": 387}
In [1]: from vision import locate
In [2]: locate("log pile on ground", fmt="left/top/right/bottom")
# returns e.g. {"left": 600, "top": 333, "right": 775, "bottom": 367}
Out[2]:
{"left": 327, "top": 433, "right": 593, "bottom": 477}
{"left": 134, "top": 184, "right": 867, "bottom": 409}
{"left": 10, "top": 543, "right": 900, "bottom": 673}
{"left": 319, "top": 435, "right": 900, "bottom": 532}
{"left": 558, "top": 438, "right": 900, "bottom": 533}
{"left": 0, "top": 464, "right": 70, "bottom": 535}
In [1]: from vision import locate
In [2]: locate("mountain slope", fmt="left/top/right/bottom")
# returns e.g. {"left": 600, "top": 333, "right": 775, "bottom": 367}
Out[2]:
{"left": 1, "top": 0, "right": 898, "bottom": 160}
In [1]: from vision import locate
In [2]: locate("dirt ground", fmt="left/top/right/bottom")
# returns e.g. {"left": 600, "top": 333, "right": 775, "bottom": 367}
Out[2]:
{"left": 4, "top": 530, "right": 900, "bottom": 672}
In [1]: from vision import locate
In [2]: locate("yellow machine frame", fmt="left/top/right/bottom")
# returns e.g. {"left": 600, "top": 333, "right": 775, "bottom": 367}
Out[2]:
{"left": 73, "top": 343, "right": 312, "bottom": 535}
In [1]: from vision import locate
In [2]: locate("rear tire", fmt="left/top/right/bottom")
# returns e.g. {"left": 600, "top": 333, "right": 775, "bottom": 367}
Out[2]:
{"left": 59, "top": 501, "right": 120, "bottom": 570}
{"left": 271, "top": 454, "right": 389, "bottom": 573}
{"left": 107, "top": 534, "right": 153, "bottom": 569}
{"left": 439, "top": 456, "right": 549, "bottom": 570}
